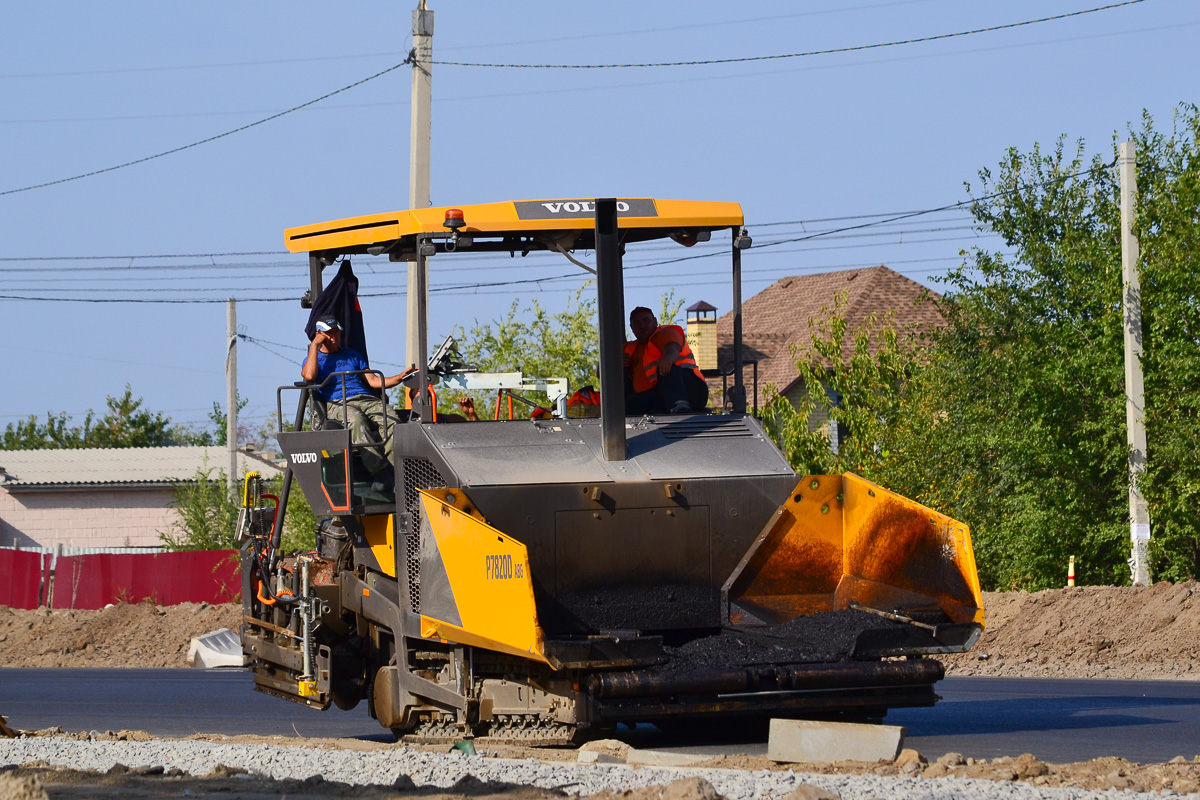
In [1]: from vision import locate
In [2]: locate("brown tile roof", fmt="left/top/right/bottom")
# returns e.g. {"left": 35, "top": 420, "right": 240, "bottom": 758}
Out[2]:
{"left": 708, "top": 266, "right": 944, "bottom": 409}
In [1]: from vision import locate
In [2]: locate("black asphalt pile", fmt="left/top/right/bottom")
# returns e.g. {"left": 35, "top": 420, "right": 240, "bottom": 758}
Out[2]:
{"left": 663, "top": 609, "right": 904, "bottom": 671}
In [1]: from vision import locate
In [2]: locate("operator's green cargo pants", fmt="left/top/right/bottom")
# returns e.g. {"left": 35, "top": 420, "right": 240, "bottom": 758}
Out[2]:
{"left": 327, "top": 395, "right": 402, "bottom": 477}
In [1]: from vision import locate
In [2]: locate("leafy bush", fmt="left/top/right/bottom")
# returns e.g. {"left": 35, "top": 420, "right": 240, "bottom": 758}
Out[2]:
{"left": 160, "top": 468, "right": 317, "bottom": 555}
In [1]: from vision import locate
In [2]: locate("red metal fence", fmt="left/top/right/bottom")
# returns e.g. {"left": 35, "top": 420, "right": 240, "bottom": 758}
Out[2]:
{"left": 0, "top": 548, "right": 239, "bottom": 610}
{"left": 0, "top": 549, "right": 49, "bottom": 608}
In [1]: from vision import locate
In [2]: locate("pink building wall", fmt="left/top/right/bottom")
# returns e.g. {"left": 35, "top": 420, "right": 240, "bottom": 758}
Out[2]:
{"left": 0, "top": 487, "right": 179, "bottom": 550}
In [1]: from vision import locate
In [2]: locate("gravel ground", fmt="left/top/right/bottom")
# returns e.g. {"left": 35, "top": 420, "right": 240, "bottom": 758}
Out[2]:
{"left": 2, "top": 737, "right": 1194, "bottom": 800}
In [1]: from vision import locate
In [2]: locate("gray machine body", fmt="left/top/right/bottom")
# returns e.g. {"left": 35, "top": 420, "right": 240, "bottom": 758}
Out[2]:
{"left": 281, "top": 413, "right": 798, "bottom": 634}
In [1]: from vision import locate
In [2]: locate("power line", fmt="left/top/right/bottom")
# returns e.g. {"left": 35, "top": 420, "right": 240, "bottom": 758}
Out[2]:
{"left": 752, "top": 208, "right": 971, "bottom": 228}
{"left": 748, "top": 156, "right": 1122, "bottom": 253}
{"left": 7, "top": 19, "right": 1190, "bottom": 127}
{"left": 0, "top": 231, "right": 1027, "bottom": 300}
{"left": 0, "top": 223, "right": 984, "bottom": 277}
{"left": 0, "top": 294, "right": 287, "bottom": 304}
{"left": 0, "top": 52, "right": 409, "bottom": 81}
{"left": 0, "top": 61, "right": 409, "bottom": 197}
{"left": 431, "top": 2, "right": 1148, "bottom": 68}
{"left": 0, "top": 215, "right": 972, "bottom": 267}
{"left": 0, "top": 232, "right": 992, "bottom": 293}
{"left": 0, "top": 2, "right": 1151, "bottom": 197}
{"left": 0, "top": 246, "right": 994, "bottom": 303}
{"left": 0, "top": 1, "right": 935, "bottom": 80}
{"left": 0, "top": 219, "right": 983, "bottom": 275}
{"left": 0, "top": 155, "right": 1122, "bottom": 302}
{"left": 0, "top": 251, "right": 279, "bottom": 262}
{"left": 0, "top": 260, "right": 300, "bottom": 275}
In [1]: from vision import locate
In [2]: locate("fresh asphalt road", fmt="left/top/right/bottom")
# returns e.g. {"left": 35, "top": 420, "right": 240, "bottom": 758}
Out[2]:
{"left": 2, "top": 670, "right": 1199, "bottom": 764}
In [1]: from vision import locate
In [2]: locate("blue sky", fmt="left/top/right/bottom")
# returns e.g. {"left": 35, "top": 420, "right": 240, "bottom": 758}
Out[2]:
{"left": 1, "top": 0, "right": 1194, "bottom": 436}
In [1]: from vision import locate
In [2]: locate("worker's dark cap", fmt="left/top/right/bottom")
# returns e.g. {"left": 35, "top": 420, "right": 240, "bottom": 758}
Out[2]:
{"left": 315, "top": 316, "right": 342, "bottom": 332}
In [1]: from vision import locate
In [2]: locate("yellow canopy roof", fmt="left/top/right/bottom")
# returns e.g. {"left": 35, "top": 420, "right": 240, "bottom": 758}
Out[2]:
{"left": 284, "top": 198, "right": 743, "bottom": 254}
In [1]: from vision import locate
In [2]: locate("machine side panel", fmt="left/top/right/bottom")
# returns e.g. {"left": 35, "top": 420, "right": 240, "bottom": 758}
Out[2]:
{"left": 415, "top": 488, "right": 548, "bottom": 663}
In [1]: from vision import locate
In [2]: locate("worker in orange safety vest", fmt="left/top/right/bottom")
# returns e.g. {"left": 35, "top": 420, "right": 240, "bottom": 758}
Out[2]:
{"left": 623, "top": 306, "right": 709, "bottom": 415}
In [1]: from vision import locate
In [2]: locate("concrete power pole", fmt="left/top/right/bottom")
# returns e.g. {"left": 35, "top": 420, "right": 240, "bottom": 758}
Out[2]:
{"left": 226, "top": 298, "right": 238, "bottom": 493}
{"left": 1120, "top": 140, "right": 1151, "bottom": 587}
{"left": 406, "top": 1, "right": 433, "bottom": 368}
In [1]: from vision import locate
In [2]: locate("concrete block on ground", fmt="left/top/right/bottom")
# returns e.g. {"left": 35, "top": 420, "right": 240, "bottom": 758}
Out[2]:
{"left": 187, "top": 628, "right": 245, "bottom": 669}
{"left": 767, "top": 719, "right": 905, "bottom": 764}
{"left": 578, "top": 739, "right": 631, "bottom": 765}
{"left": 625, "top": 750, "right": 709, "bottom": 767}
{"left": 577, "top": 750, "right": 627, "bottom": 764}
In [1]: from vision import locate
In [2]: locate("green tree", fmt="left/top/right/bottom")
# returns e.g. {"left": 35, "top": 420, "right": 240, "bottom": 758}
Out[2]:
{"left": 159, "top": 468, "right": 241, "bottom": 551}
{"left": 657, "top": 289, "right": 685, "bottom": 326}
{"left": 921, "top": 137, "right": 1129, "bottom": 589}
{"left": 87, "top": 386, "right": 187, "bottom": 447}
{"left": 193, "top": 394, "right": 251, "bottom": 447}
{"left": 1, "top": 411, "right": 86, "bottom": 449}
{"left": 440, "top": 290, "right": 599, "bottom": 417}
{"left": 160, "top": 468, "right": 315, "bottom": 554}
{"left": 894, "top": 105, "right": 1200, "bottom": 589}
{"left": 760, "top": 106, "right": 1200, "bottom": 590}
{"left": 3, "top": 385, "right": 198, "bottom": 449}
{"left": 441, "top": 289, "right": 693, "bottom": 418}
{"left": 456, "top": 290, "right": 600, "bottom": 388}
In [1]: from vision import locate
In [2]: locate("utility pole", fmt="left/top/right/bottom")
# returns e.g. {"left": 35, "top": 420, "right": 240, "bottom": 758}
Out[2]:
{"left": 1120, "top": 140, "right": 1151, "bottom": 587}
{"left": 406, "top": 0, "right": 434, "bottom": 369}
{"left": 226, "top": 298, "right": 238, "bottom": 493}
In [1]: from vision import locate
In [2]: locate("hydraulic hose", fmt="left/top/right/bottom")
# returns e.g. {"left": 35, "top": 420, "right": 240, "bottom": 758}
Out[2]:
{"left": 252, "top": 549, "right": 301, "bottom": 607}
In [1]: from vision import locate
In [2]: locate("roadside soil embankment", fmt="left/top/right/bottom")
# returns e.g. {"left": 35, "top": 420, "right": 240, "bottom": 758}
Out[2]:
{"left": 0, "top": 581, "right": 1197, "bottom": 679}
{"left": 0, "top": 601, "right": 240, "bottom": 668}
{"left": 941, "top": 581, "right": 1200, "bottom": 681}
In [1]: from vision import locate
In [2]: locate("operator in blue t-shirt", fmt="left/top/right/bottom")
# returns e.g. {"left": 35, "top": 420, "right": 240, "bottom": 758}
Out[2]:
{"left": 301, "top": 316, "right": 415, "bottom": 477}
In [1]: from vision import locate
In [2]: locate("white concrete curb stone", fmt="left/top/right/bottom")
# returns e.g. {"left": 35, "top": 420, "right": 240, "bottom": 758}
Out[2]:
{"left": 767, "top": 719, "right": 905, "bottom": 764}
{"left": 186, "top": 628, "right": 246, "bottom": 669}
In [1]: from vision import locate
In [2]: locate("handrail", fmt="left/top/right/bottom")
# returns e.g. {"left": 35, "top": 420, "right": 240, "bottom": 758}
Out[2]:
{"left": 276, "top": 368, "right": 391, "bottom": 435}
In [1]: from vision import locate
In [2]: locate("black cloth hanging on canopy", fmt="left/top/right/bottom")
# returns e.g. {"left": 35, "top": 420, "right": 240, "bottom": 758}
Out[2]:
{"left": 303, "top": 259, "right": 382, "bottom": 397}
{"left": 304, "top": 259, "right": 370, "bottom": 364}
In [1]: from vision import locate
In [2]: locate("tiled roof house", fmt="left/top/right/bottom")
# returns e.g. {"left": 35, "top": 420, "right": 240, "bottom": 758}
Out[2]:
{"left": 0, "top": 446, "right": 282, "bottom": 550}
{"left": 699, "top": 266, "right": 945, "bottom": 417}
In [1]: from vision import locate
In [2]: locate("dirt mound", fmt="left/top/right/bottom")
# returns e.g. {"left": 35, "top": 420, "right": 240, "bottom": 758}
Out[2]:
{"left": 941, "top": 581, "right": 1200, "bottom": 680}
{"left": 0, "top": 581, "right": 1198, "bottom": 678}
{"left": 0, "top": 772, "right": 50, "bottom": 800}
{"left": 0, "top": 601, "right": 240, "bottom": 668}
